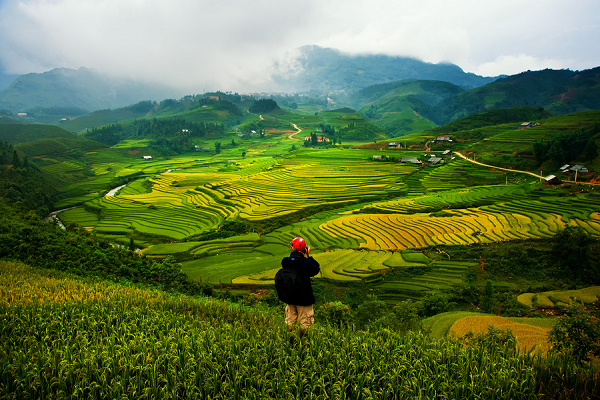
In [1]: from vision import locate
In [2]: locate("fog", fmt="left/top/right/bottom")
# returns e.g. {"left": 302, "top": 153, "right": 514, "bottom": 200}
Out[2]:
{"left": 0, "top": 0, "right": 598, "bottom": 92}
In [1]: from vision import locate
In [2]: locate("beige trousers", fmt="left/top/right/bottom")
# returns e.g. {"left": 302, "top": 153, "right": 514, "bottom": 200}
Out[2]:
{"left": 284, "top": 304, "right": 314, "bottom": 328}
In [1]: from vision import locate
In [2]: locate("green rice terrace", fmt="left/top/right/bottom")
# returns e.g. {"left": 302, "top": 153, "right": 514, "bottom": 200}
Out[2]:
{"left": 35, "top": 109, "right": 598, "bottom": 300}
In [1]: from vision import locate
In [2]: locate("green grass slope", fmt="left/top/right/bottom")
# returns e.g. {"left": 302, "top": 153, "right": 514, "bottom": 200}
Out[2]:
{"left": 434, "top": 67, "right": 600, "bottom": 123}
{"left": 0, "top": 123, "right": 105, "bottom": 156}
{"left": 351, "top": 80, "right": 466, "bottom": 137}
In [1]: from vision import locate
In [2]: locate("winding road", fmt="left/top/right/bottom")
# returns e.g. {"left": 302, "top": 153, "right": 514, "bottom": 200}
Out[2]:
{"left": 454, "top": 151, "right": 543, "bottom": 179}
{"left": 288, "top": 123, "right": 302, "bottom": 139}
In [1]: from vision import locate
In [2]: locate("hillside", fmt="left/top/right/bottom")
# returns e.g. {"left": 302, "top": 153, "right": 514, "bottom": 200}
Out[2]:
{"left": 387, "top": 109, "right": 600, "bottom": 174}
{"left": 61, "top": 96, "right": 249, "bottom": 134}
{"left": 0, "top": 71, "right": 18, "bottom": 91}
{"left": 1, "top": 261, "right": 598, "bottom": 399}
{"left": 426, "top": 106, "right": 554, "bottom": 135}
{"left": 431, "top": 67, "right": 600, "bottom": 124}
{"left": 350, "top": 80, "right": 464, "bottom": 136}
{"left": 0, "top": 122, "right": 105, "bottom": 156}
{"left": 0, "top": 67, "right": 183, "bottom": 113}
{"left": 269, "top": 45, "right": 496, "bottom": 93}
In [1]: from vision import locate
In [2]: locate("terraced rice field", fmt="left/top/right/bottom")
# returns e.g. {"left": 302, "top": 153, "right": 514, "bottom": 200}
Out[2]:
{"left": 376, "top": 259, "right": 475, "bottom": 302}
{"left": 517, "top": 286, "right": 600, "bottom": 308}
{"left": 449, "top": 316, "right": 552, "bottom": 353}
{"left": 316, "top": 192, "right": 600, "bottom": 251}
{"left": 56, "top": 143, "right": 600, "bottom": 286}
{"left": 231, "top": 248, "right": 474, "bottom": 302}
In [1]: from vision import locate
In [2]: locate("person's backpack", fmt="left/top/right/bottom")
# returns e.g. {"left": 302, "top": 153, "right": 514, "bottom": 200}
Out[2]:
{"left": 274, "top": 268, "right": 302, "bottom": 304}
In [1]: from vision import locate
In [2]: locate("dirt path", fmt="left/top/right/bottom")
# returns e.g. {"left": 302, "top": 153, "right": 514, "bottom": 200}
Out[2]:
{"left": 456, "top": 151, "right": 600, "bottom": 186}
{"left": 455, "top": 151, "right": 543, "bottom": 178}
{"left": 288, "top": 123, "right": 302, "bottom": 139}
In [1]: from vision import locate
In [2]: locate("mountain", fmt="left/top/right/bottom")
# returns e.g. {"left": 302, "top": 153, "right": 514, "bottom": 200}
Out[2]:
{"left": 0, "top": 122, "right": 105, "bottom": 156}
{"left": 0, "top": 72, "right": 18, "bottom": 92}
{"left": 269, "top": 45, "right": 496, "bottom": 93}
{"left": 431, "top": 67, "right": 600, "bottom": 124}
{"left": 0, "top": 67, "right": 183, "bottom": 113}
{"left": 351, "top": 80, "right": 464, "bottom": 136}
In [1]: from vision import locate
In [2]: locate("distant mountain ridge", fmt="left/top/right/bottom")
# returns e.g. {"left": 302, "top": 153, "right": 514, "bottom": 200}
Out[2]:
{"left": 0, "top": 67, "right": 183, "bottom": 113}
{"left": 348, "top": 67, "right": 600, "bottom": 134}
{"left": 0, "top": 72, "right": 18, "bottom": 92}
{"left": 431, "top": 67, "right": 600, "bottom": 123}
{"left": 269, "top": 45, "right": 496, "bottom": 93}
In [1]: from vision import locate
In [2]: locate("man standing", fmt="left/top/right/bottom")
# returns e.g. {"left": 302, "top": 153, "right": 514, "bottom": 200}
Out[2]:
{"left": 275, "top": 237, "right": 320, "bottom": 335}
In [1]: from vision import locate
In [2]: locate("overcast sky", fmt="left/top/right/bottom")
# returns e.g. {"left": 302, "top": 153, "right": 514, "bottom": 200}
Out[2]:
{"left": 0, "top": 0, "right": 598, "bottom": 92}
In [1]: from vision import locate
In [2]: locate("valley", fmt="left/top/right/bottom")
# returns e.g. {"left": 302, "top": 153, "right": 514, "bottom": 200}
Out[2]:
{"left": 2, "top": 71, "right": 600, "bottom": 399}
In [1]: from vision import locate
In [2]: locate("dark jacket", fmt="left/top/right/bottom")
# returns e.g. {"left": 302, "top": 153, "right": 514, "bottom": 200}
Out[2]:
{"left": 275, "top": 251, "right": 320, "bottom": 306}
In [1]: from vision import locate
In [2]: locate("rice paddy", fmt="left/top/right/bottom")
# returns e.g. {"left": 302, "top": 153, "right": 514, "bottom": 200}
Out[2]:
{"left": 449, "top": 316, "right": 552, "bottom": 353}
{"left": 52, "top": 139, "right": 600, "bottom": 289}
{"left": 517, "top": 287, "right": 600, "bottom": 308}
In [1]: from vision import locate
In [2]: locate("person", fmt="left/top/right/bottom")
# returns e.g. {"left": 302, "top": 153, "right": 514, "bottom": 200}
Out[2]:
{"left": 275, "top": 237, "right": 320, "bottom": 337}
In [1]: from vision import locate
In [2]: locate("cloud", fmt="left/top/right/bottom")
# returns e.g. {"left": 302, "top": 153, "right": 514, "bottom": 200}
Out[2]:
{"left": 0, "top": 0, "right": 598, "bottom": 91}
{"left": 0, "top": 0, "right": 321, "bottom": 91}
{"left": 470, "top": 54, "right": 573, "bottom": 77}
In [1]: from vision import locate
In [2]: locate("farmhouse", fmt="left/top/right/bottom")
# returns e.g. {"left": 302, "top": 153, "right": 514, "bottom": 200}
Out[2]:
{"left": 142, "top": 155, "right": 153, "bottom": 160}
{"left": 518, "top": 122, "right": 540, "bottom": 129}
{"left": 304, "top": 136, "right": 330, "bottom": 142}
{"left": 387, "top": 142, "right": 402, "bottom": 148}
{"left": 570, "top": 165, "right": 589, "bottom": 173}
{"left": 400, "top": 157, "right": 422, "bottom": 165}
{"left": 436, "top": 135, "right": 452, "bottom": 142}
{"left": 560, "top": 164, "right": 570, "bottom": 172}
{"left": 544, "top": 175, "right": 562, "bottom": 185}
{"left": 373, "top": 155, "right": 382, "bottom": 160}
{"left": 442, "top": 150, "right": 452, "bottom": 156}
{"left": 428, "top": 157, "right": 444, "bottom": 165}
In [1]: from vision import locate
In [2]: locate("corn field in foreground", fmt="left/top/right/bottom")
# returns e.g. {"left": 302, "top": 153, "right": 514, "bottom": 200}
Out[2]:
{"left": 1, "top": 261, "right": 599, "bottom": 399}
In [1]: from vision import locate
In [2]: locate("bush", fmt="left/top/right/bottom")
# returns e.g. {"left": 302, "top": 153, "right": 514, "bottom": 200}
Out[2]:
{"left": 318, "top": 301, "right": 352, "bottom": 329}
{"left": 392, "top": 300, "right": 422, "bottom": 332}
{"left": 355, "top": 296, "right": 391, "bottom": 329}
{"left": 549, "top": 302, "right": 600, "bottom": 362}
{"left": 418, "top": 292, "right": 453, "bottom": 317}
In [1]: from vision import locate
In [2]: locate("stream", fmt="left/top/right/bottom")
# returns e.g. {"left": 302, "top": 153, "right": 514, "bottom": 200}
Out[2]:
{"left": 105, "top": 183, "right": 128, "bottom": 197}
{"left": 44, "top": 182, "right": 131, "bottom": 229}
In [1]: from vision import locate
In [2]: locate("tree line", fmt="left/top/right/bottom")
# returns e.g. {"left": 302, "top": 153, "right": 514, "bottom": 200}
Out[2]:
{"left": 533, "top": 124, "right": 599, "bottom": 166}
{"left": 85, "top": 118, "right": 226, "bottom": 147}
{"left": 0, "top": 141, "right": 55, "bottom": 215}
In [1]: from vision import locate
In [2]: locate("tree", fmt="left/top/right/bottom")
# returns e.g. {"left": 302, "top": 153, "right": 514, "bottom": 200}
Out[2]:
{"left": 249, "top": 99, "right": 279, "bottom": 114}
{"left": 215, "top": 142, "right": 221, "bottom": 154}
{"left": 419, "top": 292, "right": 452, "bottom": 317}
{"left": 11, "top": 151, "right": 20, "bottom": 167}
{"left": 584, "top": 137, "right": 598, "bottom": 161}
{"left": 480, "top": 280, "right": 497, "bottom": 314}
{"left": 549, "top": 302, "right": 600, "bottom": 362}
{"left": 311, "top": 133, "right": 318, "bottom": 145}
{"left": 552, "top": 226, "right": 593, "bottom": 281}
{"left": 231, "top": 139, "right": 236, "bottom": 147}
